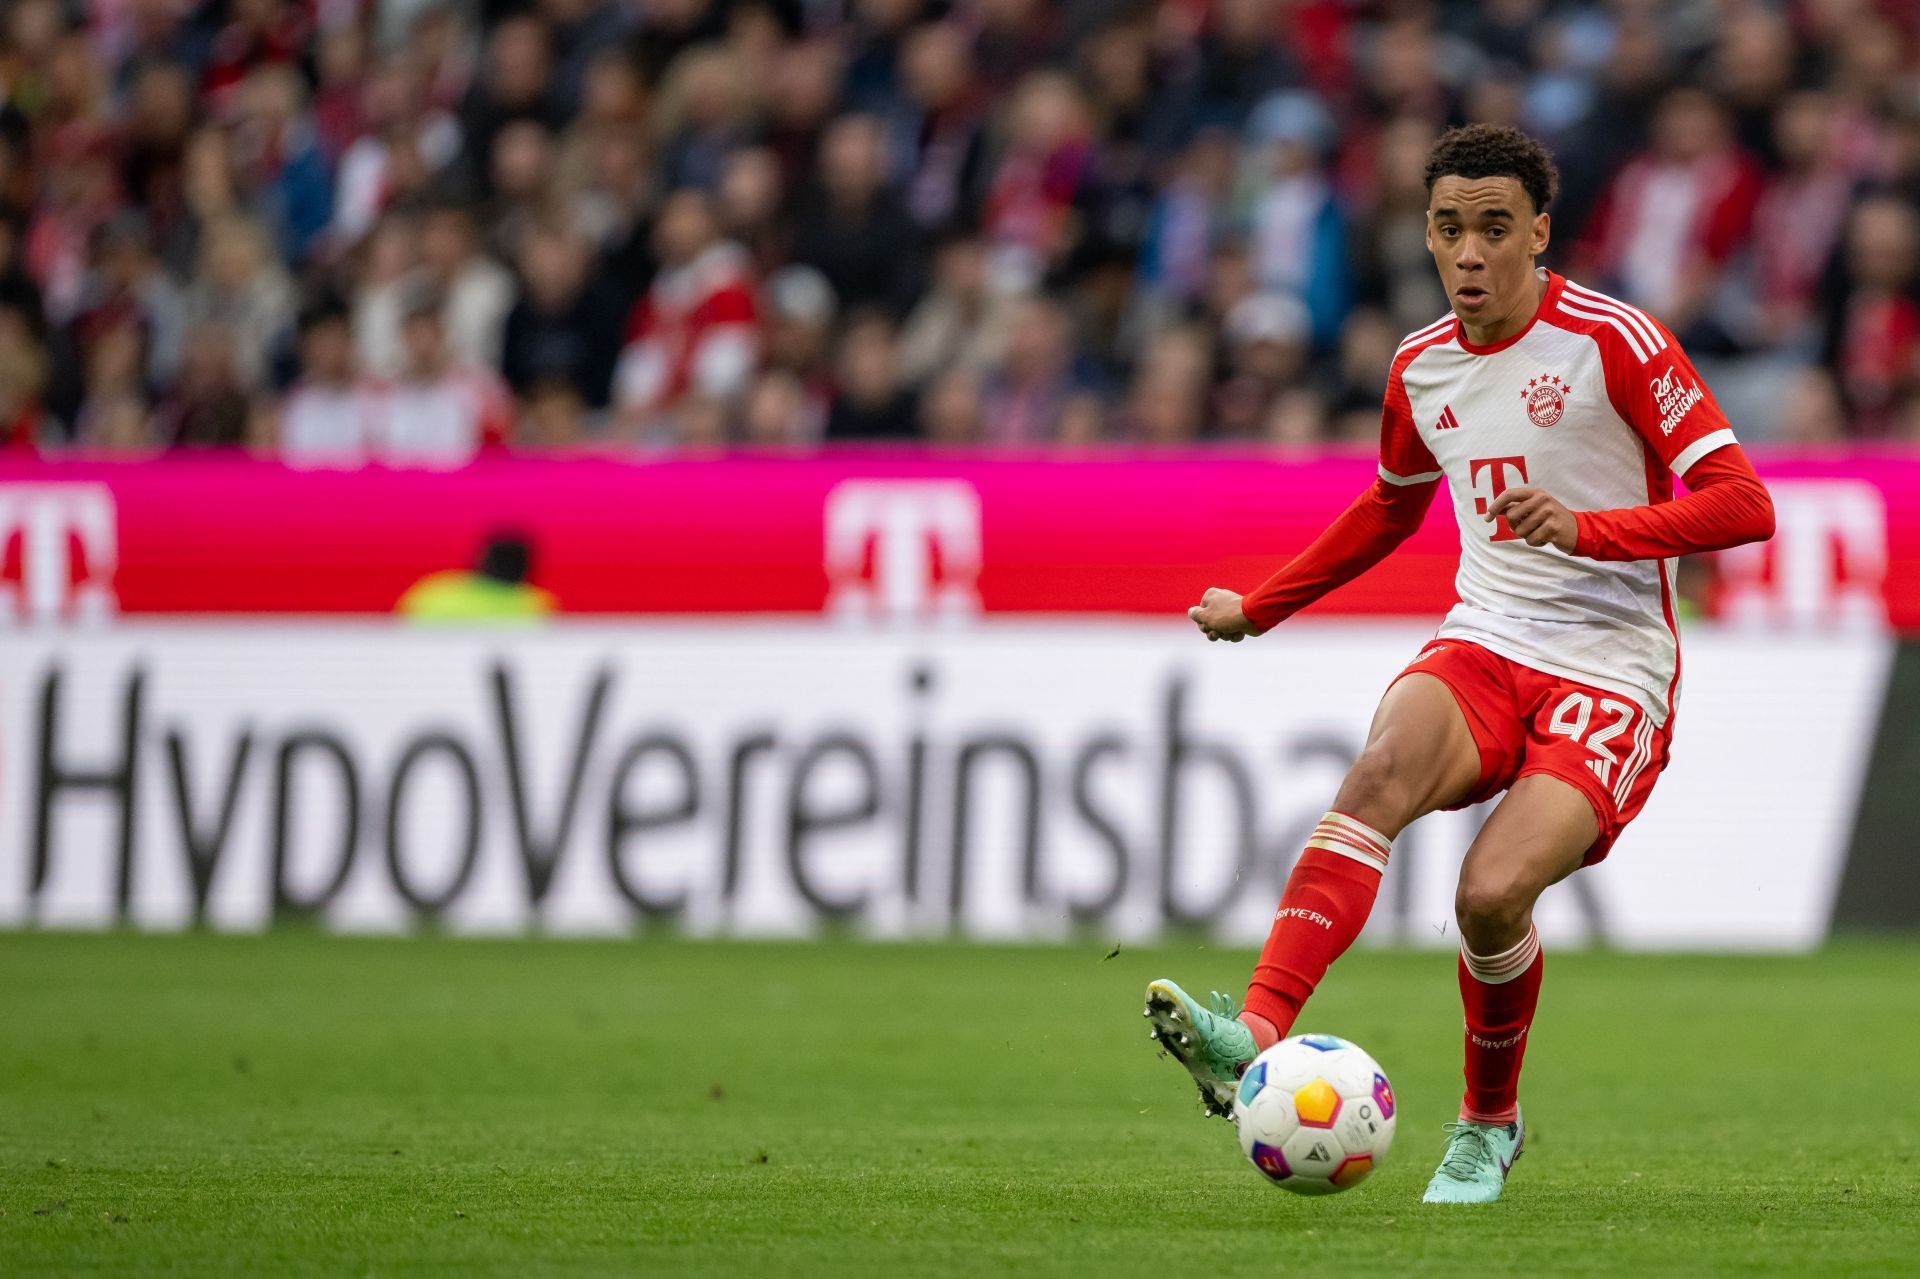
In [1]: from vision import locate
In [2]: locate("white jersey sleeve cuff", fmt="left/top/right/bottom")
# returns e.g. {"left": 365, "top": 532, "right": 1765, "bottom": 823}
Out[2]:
{"left": 1671, "top": 429, "right": 1738, "bottom": 479}
{"left": 1378, "top": 463, "right": 1443, "bottom": 486}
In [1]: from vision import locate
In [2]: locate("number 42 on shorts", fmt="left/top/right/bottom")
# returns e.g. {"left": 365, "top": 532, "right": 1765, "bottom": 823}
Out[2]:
{"left": 1547, "top": 692, "right": 1636, "bottom": 788}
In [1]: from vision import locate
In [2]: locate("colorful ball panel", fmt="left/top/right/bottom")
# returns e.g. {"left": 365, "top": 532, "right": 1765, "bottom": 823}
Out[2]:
{"left": 1292, "top": 1078, "right": 1342, "bottom": 1128}
{"left": 1330, "top": 1154, "right": 1374, "bottom": 1189}
{"left": 1372, "top": 1073, "right": 1397, "bottom": 1121}
{"left": 1249, "top": 1140, "right": 1290, "bottom": 1182}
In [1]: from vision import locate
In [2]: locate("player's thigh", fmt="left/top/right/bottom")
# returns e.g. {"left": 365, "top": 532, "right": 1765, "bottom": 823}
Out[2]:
{"left": 1455, "top": 773, "right": 1597, "bottom": 944}
{"left": 1331, "top": 672, "right": 1486, "bottom": 835}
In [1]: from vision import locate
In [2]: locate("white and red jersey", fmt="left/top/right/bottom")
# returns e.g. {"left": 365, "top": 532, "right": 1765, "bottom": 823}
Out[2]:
{"left": 378, "top": 366, "right": 512, "bottom": 469}
{"left": 613, "top": 242, "right": 760, "bottom": 418}
{"left": 278, "top": 379, "right": 386, "bottom": 469}
{"left": 1377, "top": 269, "right": 1738, "bottom": 724}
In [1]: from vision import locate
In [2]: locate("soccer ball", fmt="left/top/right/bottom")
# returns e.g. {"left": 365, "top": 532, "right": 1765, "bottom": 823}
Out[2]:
{"left": 1232, "top": 1033, "right": 1397, "bottom": 1195}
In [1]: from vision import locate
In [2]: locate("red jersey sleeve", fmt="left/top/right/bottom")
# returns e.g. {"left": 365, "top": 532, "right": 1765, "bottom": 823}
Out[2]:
{"left": 1573, "top": 444, "right": 1774, "bottom": 561}
{"left": 1596, "top": 311, "right": 1738, "bottom": 479}
{"left": 1571, "top": 298, "right": 1773, "bottom": 560}
{"left": 1240, "top": 362, "right": 1440, "bottom": 630}
{"left": 1376, "top": 360, "right": 1443, "bottom": 487}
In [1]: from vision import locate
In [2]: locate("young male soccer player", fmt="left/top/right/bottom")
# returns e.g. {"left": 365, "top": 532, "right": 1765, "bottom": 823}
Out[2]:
{"left": 1145, "top": 125, "right": 1775, "bottom": 1204}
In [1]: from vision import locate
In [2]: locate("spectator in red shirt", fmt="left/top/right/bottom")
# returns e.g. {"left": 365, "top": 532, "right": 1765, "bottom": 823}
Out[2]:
{"left": 1747, "top": 91, "right": 1858, "bottom": 350}
{"left": 613, "top": 188, "right": 759, "bottom": 440}
{"left": 1576, "top": 88, "right": 1762, "bottom": 339}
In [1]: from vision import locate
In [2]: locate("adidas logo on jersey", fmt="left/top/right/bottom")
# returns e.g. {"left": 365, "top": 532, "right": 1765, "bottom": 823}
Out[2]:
{"left": 1587, "top": 758, "right": 1613, "bottom": 786}
{"left": 1434, "top": 405, "right": 1461, "bottom": 431}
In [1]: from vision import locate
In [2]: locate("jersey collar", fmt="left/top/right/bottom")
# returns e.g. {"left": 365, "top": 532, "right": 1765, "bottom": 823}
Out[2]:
{"left": 1453, "top": 267, "right": 1563, "bottom": 356}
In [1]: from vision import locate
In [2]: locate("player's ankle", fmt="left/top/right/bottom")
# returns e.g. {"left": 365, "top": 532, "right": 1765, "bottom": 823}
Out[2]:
{"left": 1238, "top": 1009, "right": 1282, "bottom": 1051}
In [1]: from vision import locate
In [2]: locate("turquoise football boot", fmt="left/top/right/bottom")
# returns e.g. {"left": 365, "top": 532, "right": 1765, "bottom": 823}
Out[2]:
{"left": 1142, "top": 979, "right": 1258, "bottom": 1117}
{"left": 1421, "top": 1110, "right": 1525, "bottom": 1204}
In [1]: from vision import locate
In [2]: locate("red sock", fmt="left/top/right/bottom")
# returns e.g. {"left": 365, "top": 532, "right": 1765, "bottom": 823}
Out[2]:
{"left": 1457, "top": 924, "right": 1543, "bottom": 1124}
{"left": 1242, "top": 812, "right": 1389, "bottom": 1045}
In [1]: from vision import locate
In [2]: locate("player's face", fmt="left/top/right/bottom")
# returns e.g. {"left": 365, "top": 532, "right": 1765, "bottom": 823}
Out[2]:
{"left": 1425, "top": 175, "right": 1551, "bottom": 329}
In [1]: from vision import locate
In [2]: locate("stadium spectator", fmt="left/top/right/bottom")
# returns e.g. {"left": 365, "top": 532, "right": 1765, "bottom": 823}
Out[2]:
{"left": 790, "top": 112, "right": 924, "bottom": 316}
{"left": 1746, "top": 91, "right": 1857, "bottom": 353}
{"left": 614, "top": 188, "right": 759, "bottom": 439}
{"left": 0, "top": 0, "right": 1911, "bottom": 455}
{"left": 181, "top": 216, "right": 296, "bottom": 391}
{"left": 382, "top": 285, "right": 512, "bottom": 466}
{"left": 1245, "top": 89, "right": 1348, "bottom": 348}
{"left": 499, "top": 215, "right": 625, "bottom": 411}
{"left": 824, "top": 310, "right": 915, "bottom": 439}
{"left": 276, "top": 297, "right": 382, "bottom": 467}
{"left": 1823, "top": 195, "right": 1920, "bottom": 437}
{"left": 1148, "top": 0, "right": 1300, "bottom": 156}
{"left": 1575, "top": 88, "right": 1763, "bottom": 342}
{"left": 156, "top": 323, "right": 257, "bottom": 447}
{"left": 460, "top": 14, "right": 560, "bottom": 195}
{"left": 979, "top": 293, "right": 1102, "bottom": 444}
{"left": 1138, "top": 129, "right": 1239, "bottom": 311}
{"left": 0, "top": 294, "right": 53, "bottom": 448}
{"left": 398, "top": 531, "right": 556, "bottom": 622}
{"left": 417, "top": 199, "right": 514, "bottom": 371}
{"left": 896, "top": 231, "right": 1011, "bottom": 387}
{"left": 885, "top": 20, "right": 987, "bottom": 232}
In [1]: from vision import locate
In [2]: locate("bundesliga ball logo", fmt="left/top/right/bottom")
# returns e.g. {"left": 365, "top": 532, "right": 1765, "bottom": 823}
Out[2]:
{"left": 1521, "top": 374, "right": 1570, "bottom": 427}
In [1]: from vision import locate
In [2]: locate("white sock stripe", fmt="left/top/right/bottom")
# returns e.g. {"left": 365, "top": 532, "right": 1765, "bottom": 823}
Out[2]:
{"left": 1465, "top": 950, "right": 1538, "bottom": 984}
{"left": 1304, "top": 837, "right": 1389, "bottom": 871}
{"left": 1462, "top": 926, "right": 1540, "bottom": 983}
{"left": 1318, "top": 812, "right": 1392, "bottom": 854}
{"left": 1556, "top": 301, "right": 1652, "bottom": 362}
{"left": 1465, "top": 926, "right": 1537, "bottom": 969}
{"left": 1563, "top": 282, "right": 1665, "bottom": 350}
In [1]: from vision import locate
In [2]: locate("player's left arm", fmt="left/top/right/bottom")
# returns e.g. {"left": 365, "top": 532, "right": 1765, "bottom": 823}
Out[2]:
{"left": 1488, "top": 324, "right": 1775, "bottom": 559}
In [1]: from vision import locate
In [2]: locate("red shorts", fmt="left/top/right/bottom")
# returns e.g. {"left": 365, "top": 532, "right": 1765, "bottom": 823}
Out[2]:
{"left": 1390, "top": 639, "right": 1673, "bottom": 864}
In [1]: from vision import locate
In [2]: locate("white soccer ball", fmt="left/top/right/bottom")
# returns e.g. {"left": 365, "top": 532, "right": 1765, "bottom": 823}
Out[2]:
{"left": 1232, "top": 1033, "right": 1397, "bottom": 1195}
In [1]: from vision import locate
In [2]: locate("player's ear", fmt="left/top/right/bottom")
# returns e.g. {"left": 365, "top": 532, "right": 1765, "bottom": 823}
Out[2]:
{"left": 1531, "top": 212, "right": 1551, "bottom": 257}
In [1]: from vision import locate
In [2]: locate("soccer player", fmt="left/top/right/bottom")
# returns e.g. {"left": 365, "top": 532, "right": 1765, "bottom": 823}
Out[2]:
{"left": 1144, "top": 125, "right": 1775, "bottom": 1204}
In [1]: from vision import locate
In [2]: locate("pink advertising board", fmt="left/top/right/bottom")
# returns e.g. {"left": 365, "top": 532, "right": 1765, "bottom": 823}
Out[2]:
{"left": 0, "top": 450, "right": 1907, "bottom": 629}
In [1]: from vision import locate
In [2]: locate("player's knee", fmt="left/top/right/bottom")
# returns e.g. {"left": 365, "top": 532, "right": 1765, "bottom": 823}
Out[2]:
{"left": 1454, "top": 869, "right": 1534, "bottom": 941}
{"left": 1333, "top": 745, "right": 1420, "bottom": 825}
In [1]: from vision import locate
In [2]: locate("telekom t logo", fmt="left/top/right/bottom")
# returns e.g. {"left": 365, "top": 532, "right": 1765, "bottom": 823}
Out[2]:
{"left": 0, "top": 484, "right": 118, "bottom": 623}
{"left": 823, "top": 480, "right": 982, "bottom": 622}
{"left": 1469, "top": 456, "right": 1529, "bottom": 541}
{"left": 1717, "top": 480, "right": 1886, "bottom": 630}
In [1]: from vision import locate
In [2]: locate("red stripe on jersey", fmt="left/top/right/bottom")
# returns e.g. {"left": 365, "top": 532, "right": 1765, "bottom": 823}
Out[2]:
{"left": 1637, "top": 436, "right": 1684, "bottom": 719}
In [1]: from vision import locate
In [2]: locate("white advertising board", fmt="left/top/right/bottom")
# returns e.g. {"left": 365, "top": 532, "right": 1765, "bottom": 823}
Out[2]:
{"left": 0, "top": 623, "right": 1888, "bottom": 949}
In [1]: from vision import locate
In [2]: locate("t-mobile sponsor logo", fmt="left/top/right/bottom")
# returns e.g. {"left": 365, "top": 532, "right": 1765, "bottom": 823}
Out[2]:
{"left": 1275, "top": 905, "right": 1334, "bottom": 929}
{"left": 0, "top": 484, "right": 118, "bottom": 624}
{"left": 1717, "top": 480, "right": 1887, "bottom": 630}
{"left": 1467, "top": 1025, "right": 1529, "bottom": 1050}
{"left": 824, "top": 480, "right": 982, "bottom": 622}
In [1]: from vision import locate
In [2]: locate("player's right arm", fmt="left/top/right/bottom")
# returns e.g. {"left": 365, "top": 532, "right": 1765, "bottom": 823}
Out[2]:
{"left": 1190, "top": 362, "right": 1441, "bottom": 642}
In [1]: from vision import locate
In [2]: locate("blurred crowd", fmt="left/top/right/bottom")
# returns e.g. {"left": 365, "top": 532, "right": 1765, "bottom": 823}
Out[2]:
{"left": 1, "top": 0, "right": 1919, "bottom": 465}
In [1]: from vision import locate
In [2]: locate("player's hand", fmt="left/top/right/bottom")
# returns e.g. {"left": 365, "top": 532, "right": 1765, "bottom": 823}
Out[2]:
{"left": 1188, "top": 587, "right": 1262, "bottom": 642}
{"left": 1486, "top": 486, "right": 1579, "bottom": 552}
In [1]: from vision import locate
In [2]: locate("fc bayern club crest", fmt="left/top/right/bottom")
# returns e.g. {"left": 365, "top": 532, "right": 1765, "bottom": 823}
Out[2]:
{"left": 1521, "top": 374, "right": 1570, "bottom": 427}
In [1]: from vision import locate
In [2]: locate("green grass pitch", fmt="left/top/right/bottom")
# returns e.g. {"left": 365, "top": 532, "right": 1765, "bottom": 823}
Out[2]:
{"left": 2, "top": 933, "right": 1917, "bottom": 1277}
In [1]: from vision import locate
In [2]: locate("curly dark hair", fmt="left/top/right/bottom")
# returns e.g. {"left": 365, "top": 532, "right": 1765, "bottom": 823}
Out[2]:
{"left": 1422, "top": 124, "right": 1561, "bottom": 215}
